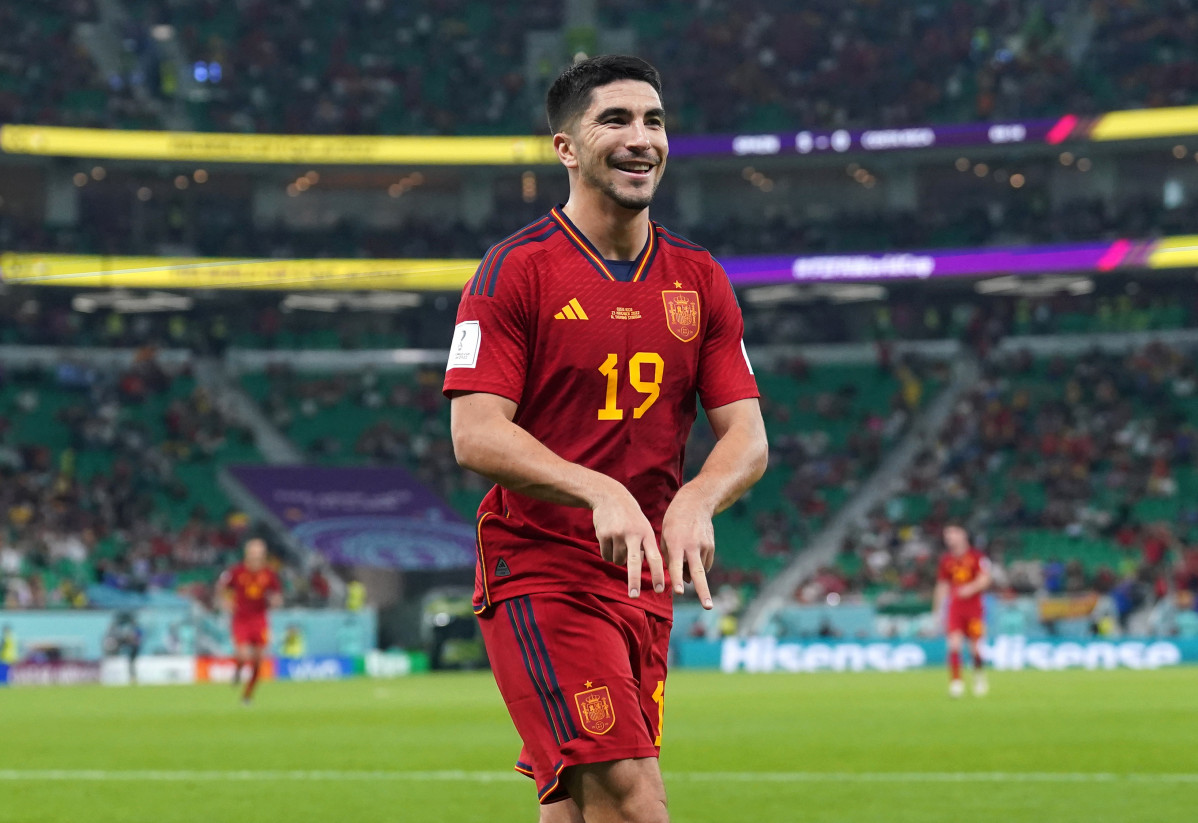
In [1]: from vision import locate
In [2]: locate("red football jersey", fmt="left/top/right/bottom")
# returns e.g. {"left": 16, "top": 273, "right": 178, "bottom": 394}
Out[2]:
{"left": 218, "top": 563, "right": 281, "bottom": 619}
{"left": 937, "top": 549, "right": 990, "bottom": 606}
{"left": 443, "top": 207, "right": 759, "bottom": 619}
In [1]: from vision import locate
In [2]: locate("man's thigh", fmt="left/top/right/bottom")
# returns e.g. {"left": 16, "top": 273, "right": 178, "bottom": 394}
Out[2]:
{"left": 479, "top": 593, "right": 669, "bottom": 804}
{"left": 563, "top": 757, "right": 668, "bottom": 823}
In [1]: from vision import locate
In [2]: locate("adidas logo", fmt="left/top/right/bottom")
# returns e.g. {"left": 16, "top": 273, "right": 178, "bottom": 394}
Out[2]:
{"left": 495, "top": 558, "right": 511, "bottom": 577}
{"left": 553, "top": 298, "right": 589, "bottom": 320}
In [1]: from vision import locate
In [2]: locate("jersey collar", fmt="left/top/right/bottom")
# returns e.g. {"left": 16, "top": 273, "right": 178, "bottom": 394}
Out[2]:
{"left": 549, "top": 206, "right": 658, "bottom": 283}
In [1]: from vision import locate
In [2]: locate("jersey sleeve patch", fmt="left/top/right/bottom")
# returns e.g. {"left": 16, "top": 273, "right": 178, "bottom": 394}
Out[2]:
{"left": 447, "top": 321, "right": 482, "bottom": 370}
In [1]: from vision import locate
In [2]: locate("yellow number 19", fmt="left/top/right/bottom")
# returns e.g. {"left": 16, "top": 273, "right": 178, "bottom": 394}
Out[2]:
{"left": 652, "top": 679, "right": 665, "bottom": 746}
{"left": 597, "top": 352, "right": 664, "bottom": 420}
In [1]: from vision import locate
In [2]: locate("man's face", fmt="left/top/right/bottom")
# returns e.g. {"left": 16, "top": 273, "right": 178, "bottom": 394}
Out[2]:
{"left": 944, "top": 527, "right": 968, "bottom": 556}
{"left": 245, "top": 539, "right": 266, "bottom": 568}
{"left": 562, "top": 79, "right": 668, "bottom": 211}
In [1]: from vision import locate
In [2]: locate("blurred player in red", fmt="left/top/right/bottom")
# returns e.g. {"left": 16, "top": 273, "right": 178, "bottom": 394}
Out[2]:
{"left": 934, "top": 525, "right": 992, "bottom": 697}
{"left": 216, "top": 538, "right": 282, "bottom": 704}
{"left": 445, "top": 55, "right": 767, "bottom": 822}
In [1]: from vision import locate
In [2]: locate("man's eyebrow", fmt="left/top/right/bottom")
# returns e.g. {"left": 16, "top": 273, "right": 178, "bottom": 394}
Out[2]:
{"left": 593, "top": 106, "right": 667, "bottom": 121}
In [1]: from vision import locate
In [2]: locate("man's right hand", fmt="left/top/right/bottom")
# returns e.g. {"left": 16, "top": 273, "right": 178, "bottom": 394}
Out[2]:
{"left": 591, "top": 482, "right": 665, "bottom": 599}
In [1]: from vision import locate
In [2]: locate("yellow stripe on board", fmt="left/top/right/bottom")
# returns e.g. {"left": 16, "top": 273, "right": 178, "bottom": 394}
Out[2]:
{"left": 0, "top": 125, "right": 558, "bottom": 166}
{"left": 1090, "top": 106, "right": 1198, "bottom": 141}
{"left": 1147, "top": 235, "right": 1198, "bottom": 269}
{"left": 0, "top": 253, "right": 479, "bottom": 291}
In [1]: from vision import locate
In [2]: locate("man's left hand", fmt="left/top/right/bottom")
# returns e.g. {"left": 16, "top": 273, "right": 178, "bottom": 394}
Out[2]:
{"left": 661, "top": 489, "right": 716, "bottom": 609}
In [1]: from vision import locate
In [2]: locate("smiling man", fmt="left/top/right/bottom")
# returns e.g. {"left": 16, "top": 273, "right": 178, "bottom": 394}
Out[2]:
{"left": 444, "top": 55, "right": 767, "bottom": 823}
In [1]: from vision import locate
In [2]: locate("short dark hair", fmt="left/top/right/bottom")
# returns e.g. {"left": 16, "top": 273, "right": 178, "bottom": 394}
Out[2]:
{"left": 546, "top": 55, "right": 662, "bottom": 134}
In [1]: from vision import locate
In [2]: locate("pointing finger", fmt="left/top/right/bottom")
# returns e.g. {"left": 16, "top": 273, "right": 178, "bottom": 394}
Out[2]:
{"left": 666, "top": 536, "right": 685, "bottom": 595}
{"left": 689, "top": 551, "right": 713, "bottom": 609}
{"left": 626, "top": 535, "right": 642, "bottom": 598}
{"left": 643, "top": 530, "right": 665, "bottom": 594}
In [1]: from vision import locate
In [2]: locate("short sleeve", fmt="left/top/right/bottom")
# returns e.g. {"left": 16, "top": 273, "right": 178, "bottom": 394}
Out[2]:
{"left": 442, "top": 256, "right": 532, "bottom": 404}
{"left": 697, "top": 259, "right": 759, "bottom": 410}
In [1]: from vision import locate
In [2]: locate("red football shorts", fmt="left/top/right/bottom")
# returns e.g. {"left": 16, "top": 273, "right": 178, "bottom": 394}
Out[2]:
{"left": 947, "top": 600, "right": 984, "bottom": 640}
{"left": 478, "top": 592, "right": 671, "bottom": 805}
{"left": 232, "top": 614, "right": 269, "bottom": 647}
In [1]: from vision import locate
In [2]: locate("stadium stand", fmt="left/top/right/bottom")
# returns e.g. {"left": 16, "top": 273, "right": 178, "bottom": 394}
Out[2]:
{"left": 0, "top": 0, "right": 161, "bottom": 128}
{"left": 8, "top": 182, "right": 1198, "bottom": 261}
{"left": 4, "top": 282, "right": 1194, "bottom": 357}
{"left": 0, "top": 352, "right": 272, "bottom": 609}
{"left": 600, "top": 0, "right": 1198, "bottom": 131}
{"left": 789, "top": 343, "right": 1198, "bottom": 633}
{"left": 25, "top": 1, "right": 1197, "bottom": 135}
{"left": 127, "top": 0, "right": 561, "bottom": 134}
{"left": 4, "top": 3, "right": 1198, "bottom": 649}
{"left": 699, "top": 194, "right": 1198, "bottom": 258}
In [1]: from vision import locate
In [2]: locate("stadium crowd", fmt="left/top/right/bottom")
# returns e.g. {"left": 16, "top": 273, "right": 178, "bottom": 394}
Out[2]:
{"left": 5, "top": 185, "right": 1196, "bottom": 266}
{"left": 699, "top": 193, "right": 1198, "bottom": 260}
{"left": 5, "top": 1, "right": 1198, "bottom": 642}
{"left": 0, "top": 353, "right": 338, "bottom": 609}
{"left": 127, "top": 0, "right": 560, "bottom": 134}
{"left": 3, "top": 280, "right": 1194, "bottom": 357}
{"left": 601, "top": 0, "right": 1198, "bottom": 132}
{"left": 0, "top": 0, "right": 162, "bottom": 129}
{"left": 8, "top": 1, "right": 1197, "bottom": 134}
{"left": 795, "top": 343, "right": 1198, "bottom": 631}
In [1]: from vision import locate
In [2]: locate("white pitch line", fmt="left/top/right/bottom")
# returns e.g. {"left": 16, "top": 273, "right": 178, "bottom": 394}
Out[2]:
{"left": 0, "top": 770, "right": 1194, "bottom": 785}
{"left": 670, "top": 772, "right": 1198, "bottom": 784}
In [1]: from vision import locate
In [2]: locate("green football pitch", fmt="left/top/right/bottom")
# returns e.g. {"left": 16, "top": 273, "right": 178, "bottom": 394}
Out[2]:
{"left": 1, "top": 669, "right": 1194, "bottom": 823}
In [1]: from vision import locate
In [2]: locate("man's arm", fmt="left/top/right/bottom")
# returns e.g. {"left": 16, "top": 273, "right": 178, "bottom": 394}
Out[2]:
{"left": 214, "top": 574, "right": 232, "bottom": 612}
{"left": 933, "top": 579, "right": 949, "bottom": 619}
{"left": 450, "top": 391, "right": 665, "bottom": 598}
{"left": 955, "top": 568, "right": 992, "bottom": 599}
{"left": 268, "top": 572, "right": 284, "bottom": 609}
{"left": 660, "top": 397, "right": 768, "bottom": 609}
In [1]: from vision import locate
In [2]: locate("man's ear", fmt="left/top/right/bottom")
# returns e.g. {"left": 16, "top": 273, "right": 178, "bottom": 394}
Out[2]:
{"left": 553, "top": 131, "right": 578, "bottom": 169}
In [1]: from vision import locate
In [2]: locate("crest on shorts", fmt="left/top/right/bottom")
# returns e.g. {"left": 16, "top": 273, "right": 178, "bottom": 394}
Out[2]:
{"left": 662, "top": 290, "right": 700, "bottom": 342}
{"left": 574, "top": 684, "right": 616, "bottom": 735}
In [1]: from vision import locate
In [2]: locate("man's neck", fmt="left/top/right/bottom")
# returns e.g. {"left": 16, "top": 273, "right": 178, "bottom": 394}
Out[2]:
{"left": 561, "top": 192, "right": 650, "bottom": 261}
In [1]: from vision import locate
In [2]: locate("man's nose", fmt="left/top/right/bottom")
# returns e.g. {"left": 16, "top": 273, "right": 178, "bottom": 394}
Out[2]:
{"left": 626, "top": 120, "right": 651, "bottom": 151}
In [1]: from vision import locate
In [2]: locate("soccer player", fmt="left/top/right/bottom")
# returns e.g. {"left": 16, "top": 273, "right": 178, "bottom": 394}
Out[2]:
{"left": 934, "top": 525, "right": 992, "bottom": 697}
{"left": 444, "top": 55, "right": 767, "bottom": 823}
{"left": 216, "top": 538, "right": 282, "bottom": 704}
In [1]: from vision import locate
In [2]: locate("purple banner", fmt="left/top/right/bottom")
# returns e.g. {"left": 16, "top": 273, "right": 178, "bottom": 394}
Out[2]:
{"left": 227, "top": 465, "right": 476, "bottom": 571}
{"left": 721, "top": 239, "right": 1155, "bottom": 286}
{"left": 670, "top": 118, "right": 1064, "bottom": 158}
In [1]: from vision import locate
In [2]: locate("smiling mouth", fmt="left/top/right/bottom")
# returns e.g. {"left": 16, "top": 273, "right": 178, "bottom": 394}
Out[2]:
{"left": 612, "top": 161, "right": 656, "bottom": 179}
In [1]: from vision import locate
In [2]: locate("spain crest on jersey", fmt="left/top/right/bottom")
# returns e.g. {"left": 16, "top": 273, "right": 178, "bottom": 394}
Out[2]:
{"left": 574, "top": 684, "right": 616, "bottom": 735}
{"left": 662, "top": 290, "right": 700, "bottom": 342}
